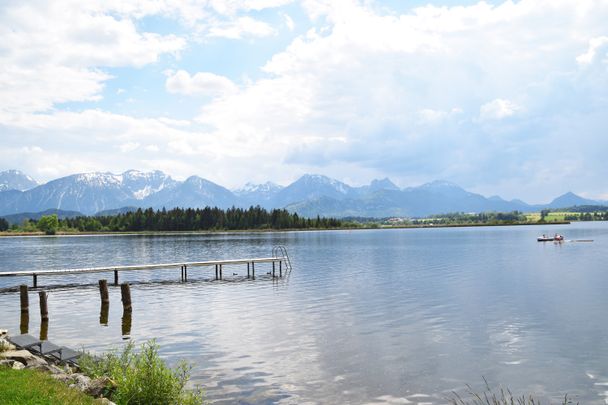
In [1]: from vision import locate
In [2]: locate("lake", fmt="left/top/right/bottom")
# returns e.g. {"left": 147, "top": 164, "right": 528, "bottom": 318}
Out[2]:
{"left": 1, "top": 223, "right": 608, "bottom": 404}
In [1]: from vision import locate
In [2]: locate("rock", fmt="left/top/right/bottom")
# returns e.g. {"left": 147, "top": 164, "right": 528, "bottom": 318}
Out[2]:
{"left": 12, "top": 361, "right": 25, "bottom": 370}
{"left": 30, "top": 363, "right": 65, "bottom": 374}
{"left": 0, "top": 349, "right": 37, "bottom": 365}
{"left": 69, "top": 373, "right": 92, "bottom": 391}
{"left": 86, "top": 376, "right": 117, "bottom": 398}
{"left": 0, "top": 329, "right": 7, "bottom": 337}
{"left": 50, "top": 373, "right": 73, "bottom": 383}
{"left": 0, "top": 359, "right": 15, "bottom": 368}
{"left": 0, "top": 337, "right": 16, "bottom": 351}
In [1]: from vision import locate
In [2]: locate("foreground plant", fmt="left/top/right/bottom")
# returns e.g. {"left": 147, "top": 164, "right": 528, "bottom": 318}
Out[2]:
{"left": 79, "top": 339, "right": 204, "bottom": 405}
{"left": 449, "top": 379, "right": 578, "bottom": 405}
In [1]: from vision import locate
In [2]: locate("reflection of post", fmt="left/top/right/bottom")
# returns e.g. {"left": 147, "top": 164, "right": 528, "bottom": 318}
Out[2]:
{"left": 20, "top": 285, "right": 29, "bottom": 314}
{"left": 121, "top": 309, "right": 132, "bottom": 339}
{"left": 40, "top": 319, "right": 48, "bottom": 341}
{"left": 39, "top": 290, "right": 49, "bottom": 340}
{"left": 39, "top": 291, "right": 49, "bottom": 321}
{"left": 120, "top": 283, "right": 132, "bottom": 339}
{"left": 100, "top": 301, "right": 109, "bottom": 326}
{"left": 20, "top": 312, "right": 29, "bottom": 335}
{"left": 120, "top": 283, "right": 132, "bottom": 312}
{"left": 20, "top": 284, "right": 29, "bottom": 334}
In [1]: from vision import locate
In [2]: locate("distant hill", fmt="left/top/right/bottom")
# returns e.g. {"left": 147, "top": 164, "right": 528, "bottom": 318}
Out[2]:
{"left": 1, "top": 208, "right": 83, "bottom": 225}
{"left": 0, "top": 169, "right": 605, "bottom": 218}
{"left": 547, "top": 192, "right": 599, "bottom": 209}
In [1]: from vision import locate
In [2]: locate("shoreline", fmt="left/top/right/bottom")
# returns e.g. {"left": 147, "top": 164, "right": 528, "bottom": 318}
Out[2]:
{"left": 0, "top": 221, "right": 572, "bottom": 237}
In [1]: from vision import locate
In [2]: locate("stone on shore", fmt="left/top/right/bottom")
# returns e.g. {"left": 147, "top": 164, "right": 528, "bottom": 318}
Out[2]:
{"left": 0, "top": 336, "right": 16, "bottom": 351}
{"left": 0, "top": 349, "right": 48, "bottom": 368}
{"left": 86, "top": 376, "right": 117, "bottom": 398}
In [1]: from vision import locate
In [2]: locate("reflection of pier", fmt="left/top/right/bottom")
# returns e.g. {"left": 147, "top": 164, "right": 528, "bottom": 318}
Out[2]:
{"left": 11, "top": 246, "right": 293, "bottom": 340}
{"left": 0, "top": 246, "right": 292, "bottom": 288}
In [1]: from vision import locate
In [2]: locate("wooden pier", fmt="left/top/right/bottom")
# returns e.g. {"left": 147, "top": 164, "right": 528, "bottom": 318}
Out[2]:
{"left": 0, "top": 246, "right": 293, "bottom": 288}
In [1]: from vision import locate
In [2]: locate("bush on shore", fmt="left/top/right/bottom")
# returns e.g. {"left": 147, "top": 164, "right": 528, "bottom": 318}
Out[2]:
{"left": 79, "top": 340, "right": 204, "bottom": 405}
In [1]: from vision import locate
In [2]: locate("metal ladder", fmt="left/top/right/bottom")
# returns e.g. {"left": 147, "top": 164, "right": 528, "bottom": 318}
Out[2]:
{"left": 272, "top": 245, "right": 292, "bottom": 272}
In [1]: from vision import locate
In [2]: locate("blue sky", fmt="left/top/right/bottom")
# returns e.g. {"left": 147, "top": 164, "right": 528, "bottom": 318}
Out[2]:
{"left": 0, "top": 0, "right": 607, "bottom": 203}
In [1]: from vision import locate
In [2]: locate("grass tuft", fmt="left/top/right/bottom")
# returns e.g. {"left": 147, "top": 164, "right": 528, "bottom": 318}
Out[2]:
{"left": 449, "top": 378, "right": 578, "bottom": 405}
{"left": 79, "top": 339, "right": 204, "bottom": 405}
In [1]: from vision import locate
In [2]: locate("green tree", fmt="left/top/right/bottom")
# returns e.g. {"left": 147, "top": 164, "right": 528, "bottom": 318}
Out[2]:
{"left": 37, "top": 214, "right": 59, "bottom": 235}
{"left": 0, "top": 217, "right": 8, "bottom": 232}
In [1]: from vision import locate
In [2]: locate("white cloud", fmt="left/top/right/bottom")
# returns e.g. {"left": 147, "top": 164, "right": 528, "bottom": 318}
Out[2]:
{"left": 0, "top": 1, "right": 185, "bottom": 114}
{"left": 165, "top": 70, "right": 238, "bottom": 97}
{"left": 207, "top": 16, "right": 277, "bottom": 39}
{"left": 283, "top": 13, "right": 295, "bottom": 31}
{"left": 576, "top": 36, "right": 608, "bottom": 66}
{"left": 479, "top": 99, "right": 520, "bottom": 121}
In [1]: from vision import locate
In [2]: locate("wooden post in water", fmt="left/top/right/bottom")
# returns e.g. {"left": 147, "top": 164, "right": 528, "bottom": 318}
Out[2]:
{"left": 272, "top": 261, "right": 276, "bottom": 278}
{"left": 251, "top": 262, "right": 255, "bottom": 279}
{"left": 184, "top": 265, "right": 188, "bottom": 281}
{"left": 247, "top": 263, "right": 250, "bottom": 278}
{"left": 215, "top": 264, "right": 218, "bottom": 280}
{"left": 39, "top": 291, "right": 49, "bottom": 321}
{"left": 219, "top": 264, "right": 223, "bottom": 280}
{"left": 279, "top": 260, "right": 282, "bottom": 277}
{"left": 20, "top": 285, "right": 29, "bottom": 314}
{"left": 120, "top": 283, "right": 132, "bottom": 312}
{"left": 99, "top": 279, "right": 109, "bottom": 304}
{"left": 114, "top": 270, "right": 119, "bottom": 286}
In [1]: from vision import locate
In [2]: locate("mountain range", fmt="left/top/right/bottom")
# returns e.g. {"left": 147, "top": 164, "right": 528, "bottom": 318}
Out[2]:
{"left": 0, "top": 170, "right": 605, "bottom": 219}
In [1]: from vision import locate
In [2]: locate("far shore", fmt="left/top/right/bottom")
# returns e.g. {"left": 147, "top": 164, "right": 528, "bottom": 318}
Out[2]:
{"left": 0, "top": 220, "right": 571, "bottom": 237}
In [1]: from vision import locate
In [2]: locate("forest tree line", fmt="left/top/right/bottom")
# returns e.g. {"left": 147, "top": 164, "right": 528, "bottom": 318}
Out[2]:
{"left": 1, "top": 206, "right": 343, "bottom": 234}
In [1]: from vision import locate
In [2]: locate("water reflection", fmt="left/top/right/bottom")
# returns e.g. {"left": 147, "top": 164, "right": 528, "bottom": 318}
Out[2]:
{"left": 121, "top": 310, "right": 132, "bottom": 339}
{"left": 20, "top": 312, "right": 28, "bottom": 334}
{"left": 100, "top": 301, "right": 109, "bottom": 326}
{"left": 0, "top": 225, "right": 607, "bottom": 403}
{"left": 40, "top": 318, "right": 48, "bottom": 341}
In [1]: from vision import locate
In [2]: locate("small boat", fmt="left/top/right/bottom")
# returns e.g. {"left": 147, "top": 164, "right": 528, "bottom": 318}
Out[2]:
{"left": 537, "top": 234, "right": 564, "bottom": 242}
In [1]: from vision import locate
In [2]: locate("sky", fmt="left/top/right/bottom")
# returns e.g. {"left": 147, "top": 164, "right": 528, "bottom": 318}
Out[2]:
{"left": 0, "top": 0, "right": 607, "bottom": 203}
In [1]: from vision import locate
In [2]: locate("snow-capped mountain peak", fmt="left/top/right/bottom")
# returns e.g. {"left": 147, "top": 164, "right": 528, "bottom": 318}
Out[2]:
{"left": 0, "top": 170, "right": 39, "bottom": 191}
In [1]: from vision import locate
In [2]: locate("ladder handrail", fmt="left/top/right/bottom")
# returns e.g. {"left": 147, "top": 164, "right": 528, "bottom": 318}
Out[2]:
{"left": 272, "top": 245, "right": 292, "bottom": 272}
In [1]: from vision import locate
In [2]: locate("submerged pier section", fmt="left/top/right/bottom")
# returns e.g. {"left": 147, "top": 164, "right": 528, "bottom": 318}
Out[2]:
{"left": 0, "top": 245, "right": 293, "bottom": 288}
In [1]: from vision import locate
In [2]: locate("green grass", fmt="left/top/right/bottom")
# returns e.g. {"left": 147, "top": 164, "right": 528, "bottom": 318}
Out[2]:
{"left": 525, "top": 212, "right": 575, "bottom": 222}
{"left": 79, "top": 339, "right": 204, "bottom": 405}
{"left": 0, "top": 367, "right": 97, "bottom": 405}
{"left": 450, "top": 379, "right": 578, "bottom": 405}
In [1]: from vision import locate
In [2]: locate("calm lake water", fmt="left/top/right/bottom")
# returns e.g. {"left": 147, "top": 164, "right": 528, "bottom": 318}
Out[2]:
{"left": 1, "top": 223, "right": 608, "bottom": 404}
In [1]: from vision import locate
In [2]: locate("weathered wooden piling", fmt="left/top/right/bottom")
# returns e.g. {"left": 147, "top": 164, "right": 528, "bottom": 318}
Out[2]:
{"left": 120, "top": 283, "right": 132, "bottom": 312}
{"left": 99, "top": 279, "right": 109, "bottom": 304}
{"left": 184, "top": 265, "right": 188, "bottom": 281}
{"left": 20, "top": 284, "right": 29, "bottom": 313}
{"left": 247, "top": 263, "right": 250, "bottom": 278}
{"left": 39, "top": 290, "right": 49, "bottom": 321}
{"left": 114, "top": 270, "right": 119, "bottom": 286}
{"left": 272, "top": 261, "right": 276, "bottom": 278}
{"left": 251, "top": 262, "right": 255, "bottom": 279}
